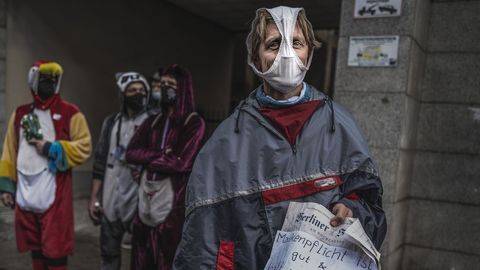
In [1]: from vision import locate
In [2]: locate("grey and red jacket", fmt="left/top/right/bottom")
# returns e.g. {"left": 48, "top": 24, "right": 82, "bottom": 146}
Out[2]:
{"left": 173, "top": 85, "right": 386, "bottom": 270}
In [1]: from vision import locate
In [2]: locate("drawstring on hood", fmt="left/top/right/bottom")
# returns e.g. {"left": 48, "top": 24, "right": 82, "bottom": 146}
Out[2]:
{"left": 233, "top": 85, "right": 336, "bottom": 135}
{"left": 234, "top": 100, "right": 247, "bottom": 133}
{"left": 325, "top": 96, "right": 336, "bottom": 133}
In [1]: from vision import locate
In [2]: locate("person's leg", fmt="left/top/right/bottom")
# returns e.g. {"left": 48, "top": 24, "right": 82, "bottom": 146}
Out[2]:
{"left": 31, "top": 250, "right": 48, "bottom": 270}
{"left": 100, "top": 217, "right": 125, "bottom": 270}
{"left": 15, "top": 210, "right": 44, "bottom": 270}
{"left": 158, "top": 208, "right": 185, "bottom": 270}
{"left": 130, "top": 215, "right": 156, "bottom": 270}
{"left": 46, "top": 256, "right": 68, "bottom": 270}
{"left": 121, "top": 231, "right": 132, "bottom": 250}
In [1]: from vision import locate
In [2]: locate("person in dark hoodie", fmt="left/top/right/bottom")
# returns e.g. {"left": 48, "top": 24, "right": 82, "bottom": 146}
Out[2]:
{"left": 89, "top": 72, "right": 150, "bottom": 270}
{"left": 126, "top": 64, "right": 205, "bottom": 270}
{"left": 173, "top": 6, "right": 386, "bottom": 270}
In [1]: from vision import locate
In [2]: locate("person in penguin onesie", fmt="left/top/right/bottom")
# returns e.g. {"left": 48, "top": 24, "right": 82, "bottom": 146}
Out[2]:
{"left": 89, "top": 71, "right": 152, "bottom": 270}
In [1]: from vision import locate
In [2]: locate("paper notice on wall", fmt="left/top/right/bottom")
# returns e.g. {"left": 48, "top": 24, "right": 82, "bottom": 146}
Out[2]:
{"left": 348, "top": 36, "right": 399, "bottom": 67}
{"left": 264, "top": 202, "right": 380, "bottom": 270}
{"left": 354, "top": 0, "right": 402, "bottom": 18}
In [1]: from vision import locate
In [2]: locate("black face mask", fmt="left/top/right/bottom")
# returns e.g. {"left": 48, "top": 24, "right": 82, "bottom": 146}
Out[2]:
{"left": 124, "top": 93, "right": 145, "bottom": 112}
{"left": 37, "top": 77, "right": 56, "bottom": 100}
{"left": 161, "top": 87, "right": 176, "bottom": 106}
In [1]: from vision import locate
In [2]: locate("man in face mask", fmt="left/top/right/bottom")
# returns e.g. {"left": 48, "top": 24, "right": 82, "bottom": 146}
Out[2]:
{"left": 0, "top": 60, "right": 92, "bottom": 270}
{"left": 37, "top": 74, "right": 58, "bottom": 100}
{"left": 173, "top": 6, "right": 386, "bottom": 270}
{"left": 126, "top": 64, "right": 205, "bottom": 270}
{"left": 89, "top": 71, "right": 150, "bottom": 270}
{"left": 159, "top": 72, "right": 178, "bottom": 109}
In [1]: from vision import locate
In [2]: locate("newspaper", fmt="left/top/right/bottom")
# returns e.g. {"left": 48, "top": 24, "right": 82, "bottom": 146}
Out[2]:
{"left": 264, "top": 202, "right": 380, "bottom": 270}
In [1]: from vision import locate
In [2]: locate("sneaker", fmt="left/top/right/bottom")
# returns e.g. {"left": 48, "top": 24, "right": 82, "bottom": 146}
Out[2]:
{"left": 121, "top": 232, "right": 132, "bottom": 250}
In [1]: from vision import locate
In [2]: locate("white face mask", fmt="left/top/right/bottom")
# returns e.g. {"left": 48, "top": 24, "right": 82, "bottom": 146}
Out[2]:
{"left": 151, "top": 91, "right": 162, "bottom": 101}
{"left": 247, "top": 6, "right": 314, "bottom": 93}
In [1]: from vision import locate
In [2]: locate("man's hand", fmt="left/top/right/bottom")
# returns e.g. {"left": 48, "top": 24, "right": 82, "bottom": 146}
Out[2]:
{"left": 330, "top": 203, "right": 353, "bottom": 227}
{"left": 130, "top": 168, "right": 141, "bottom": 183}
{"left": 88, "top": 198, "right": 102, "bottom": 225}
{"left": 28, "top": 139, "right": 47, "bottom": 155}
{"left": 1, "top": 193, "right": 15, "bottom": 209}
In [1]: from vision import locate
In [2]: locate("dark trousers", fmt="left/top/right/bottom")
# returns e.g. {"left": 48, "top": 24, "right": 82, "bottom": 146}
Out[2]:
{"left": 100, "top": 216, "right": 129, "bottom": 270}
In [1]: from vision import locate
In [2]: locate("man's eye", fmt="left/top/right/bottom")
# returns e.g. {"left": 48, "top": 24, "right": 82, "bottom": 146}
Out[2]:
{"left": 268, "top": 42, "right": 280, "bottom": 50}
{"left": 293, "top": 40, "right": 304, "bottom": 48}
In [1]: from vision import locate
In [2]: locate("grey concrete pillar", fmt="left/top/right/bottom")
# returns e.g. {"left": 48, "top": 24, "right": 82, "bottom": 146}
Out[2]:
{"left": 401, "top": 1, "right": 480, "bottom": 268}
{"left": 0, "top": 0, "right": 6, "bottom": 147}
{"left": 334, "top": 1, "right": 430, "bottom": 269}
{"left": 0, "top": 0, "right": 12, "bottom": 243}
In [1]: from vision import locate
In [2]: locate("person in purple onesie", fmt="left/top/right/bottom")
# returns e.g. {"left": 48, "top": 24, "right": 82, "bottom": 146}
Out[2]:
{"left": 126, "top": 64, "right": 205, "bottom": 270}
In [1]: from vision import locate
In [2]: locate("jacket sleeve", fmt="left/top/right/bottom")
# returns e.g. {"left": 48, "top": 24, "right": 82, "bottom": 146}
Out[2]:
{"left": 147, "top": 114, "right": 205, "bottom": 174}
{"left": 58, "top": 112, "right": 92, "bottom": 168}
{"left": 333, "top": 168, "right": 387, "bottom": 250}
{"left": 126, "top": 116, "right": 162, "bottom": 165}
{"left": 91, "top": 115, "right": 114, "bottom": 180}
{"left": 0, "top": 113, "right": 18, "bottom": 194}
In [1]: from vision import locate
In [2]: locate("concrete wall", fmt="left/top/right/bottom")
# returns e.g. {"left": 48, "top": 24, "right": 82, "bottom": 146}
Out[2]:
{"left": 401, "top": 0, "right": 480, "bottom": 268}
{"left": 0, "top": 0, "right": 14, "bottom": 244}
{"left": 5, "top": 0, "right": 234, "bottom": 197}
{"left": 336, "top": 0, "right": 480, "bottom": 269}
{"left": 334, "top": 0, "right": 430, "bottom": 268}
{"left": 0, "top": 0, "right": 5, "bottom": 149}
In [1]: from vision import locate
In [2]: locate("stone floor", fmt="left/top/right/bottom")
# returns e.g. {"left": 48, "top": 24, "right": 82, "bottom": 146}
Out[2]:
{"left": 0, "top": 198, "right": 131, "bottom": 270}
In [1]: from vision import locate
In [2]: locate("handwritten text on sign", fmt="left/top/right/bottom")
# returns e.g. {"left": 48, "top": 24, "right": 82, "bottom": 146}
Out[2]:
{"left": 265, "top": 230, "right": 377, "bottom": 270}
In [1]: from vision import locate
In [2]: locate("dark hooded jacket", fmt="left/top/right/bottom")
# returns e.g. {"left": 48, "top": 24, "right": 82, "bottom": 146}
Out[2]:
{"left": 173, "top": 84, "right": 386, "bottom": 270}
{"left": 126, "top": 65, "right": 205, "bottom": 269}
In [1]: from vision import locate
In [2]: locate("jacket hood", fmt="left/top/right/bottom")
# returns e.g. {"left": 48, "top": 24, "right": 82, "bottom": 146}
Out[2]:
{"left": 163, "top": 64, "right": 196, "bottom": 118}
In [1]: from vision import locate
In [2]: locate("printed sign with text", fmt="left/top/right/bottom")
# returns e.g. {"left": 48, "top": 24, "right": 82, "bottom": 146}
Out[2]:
{"left": 354, "top": 0, "right": 402, "bottom": 18}
{"left": 348, "top": 36, "right": 399, "bottom": 67}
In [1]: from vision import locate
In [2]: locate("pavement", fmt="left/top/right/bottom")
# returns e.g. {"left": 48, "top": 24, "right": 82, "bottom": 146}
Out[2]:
{"left": 0, "top": 198, "right": 131, "bottom": 270}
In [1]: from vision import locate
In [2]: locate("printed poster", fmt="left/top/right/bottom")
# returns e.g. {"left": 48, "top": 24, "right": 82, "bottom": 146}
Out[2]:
{"left": 348, "top": 36, "right": 399, "bottom": 67}
{"left": 354, "top": 0, "right": 402, "bottom": 18}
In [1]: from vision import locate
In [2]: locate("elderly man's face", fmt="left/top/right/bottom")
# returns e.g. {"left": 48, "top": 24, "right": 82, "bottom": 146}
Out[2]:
{"left": 258, "top": 22, "right": 309, "bottom": 73}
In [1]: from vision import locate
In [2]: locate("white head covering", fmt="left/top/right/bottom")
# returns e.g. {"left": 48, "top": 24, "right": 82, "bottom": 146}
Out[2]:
{"left": 246, "top": 6, "right": 314, "bottom": 93}
{"left": 115, "top": 71, "right": 150, "bottom": 93}
{"left": 28, "top": 61, "right": 64, "bottom": 94}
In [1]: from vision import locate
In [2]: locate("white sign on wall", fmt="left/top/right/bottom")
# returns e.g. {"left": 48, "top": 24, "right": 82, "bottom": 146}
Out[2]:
{"left": 347, "top": 36, "right": 399, "bottom": 67}
{"left": 354, "top": 0, "right": 402, "bottom": 18}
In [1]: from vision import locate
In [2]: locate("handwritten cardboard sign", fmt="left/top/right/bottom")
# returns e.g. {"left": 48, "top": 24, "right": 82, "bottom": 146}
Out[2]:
{"left": 264, "top": 202, "right": 380, "bottom": 270}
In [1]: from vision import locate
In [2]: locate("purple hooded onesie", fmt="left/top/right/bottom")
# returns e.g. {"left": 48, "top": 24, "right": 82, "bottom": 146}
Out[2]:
{"left": 126, "top": 65, "right": 205, "bottom": 270}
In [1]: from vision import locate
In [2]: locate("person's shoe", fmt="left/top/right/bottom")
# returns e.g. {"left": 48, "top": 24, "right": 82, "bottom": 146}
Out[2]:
{"left": 121, "top": 233, "right": 132, "bottom": 250}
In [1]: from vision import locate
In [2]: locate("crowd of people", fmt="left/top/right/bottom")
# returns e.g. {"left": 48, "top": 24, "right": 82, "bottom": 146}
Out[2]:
{"left": 0, "top": 6, "right": 386, "bottom": 270}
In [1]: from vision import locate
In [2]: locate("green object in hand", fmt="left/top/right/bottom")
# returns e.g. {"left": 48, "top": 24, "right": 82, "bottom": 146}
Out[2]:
{"left": 21, "top": 113, "right": 43, "bottom": 140}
